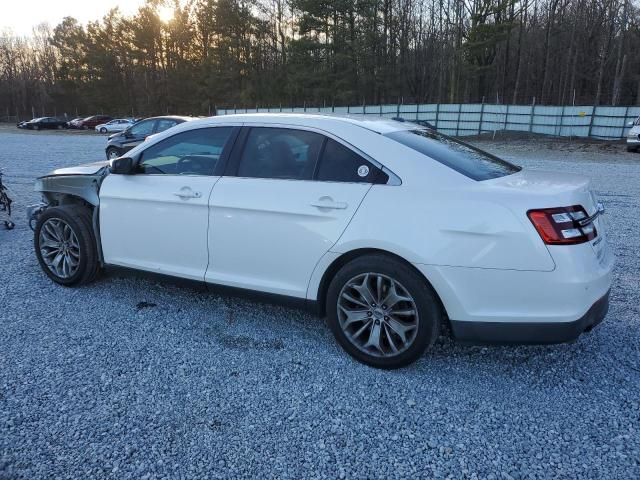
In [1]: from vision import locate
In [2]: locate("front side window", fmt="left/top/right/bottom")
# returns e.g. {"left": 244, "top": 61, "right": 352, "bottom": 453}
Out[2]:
{"left": 129, "top": 120, "right": 155, "bottom": 137}
{"left": 138, "top": 127, "right": 233, "bottom": 175}
{"left": 237, "top": 128, "right": 324, "bottom": 180}
{"left": 385, "top": 129, "right": 520, "bottom": 181}
{"left": 316, "top": 139, "right": 387, "bottom": 183}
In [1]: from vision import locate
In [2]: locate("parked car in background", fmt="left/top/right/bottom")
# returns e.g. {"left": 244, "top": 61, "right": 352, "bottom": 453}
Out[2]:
{"left": 16, "top": 117, "right": 68, "bottom": 130}
{"left": 95, "top": 118, "right": 133, "bottom": 134}
{"left": 67, "top": 117, "right": 86, "bottom": 129}
{"left": 29, "top": 114, "right": 613, "bottom": 369}
{"left": 105, "top": 116, "right": 193, "bottom": 159}
{"left": 76, "top": 115, "right": 112, "bottom": 130}
{"left": 626, "top": 116, "right": 640, "bottom": 152}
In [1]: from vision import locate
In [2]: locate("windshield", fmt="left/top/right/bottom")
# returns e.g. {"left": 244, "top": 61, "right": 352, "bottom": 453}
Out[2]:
{"left": 385, "top": 129, "right": 521, "bottom": 181}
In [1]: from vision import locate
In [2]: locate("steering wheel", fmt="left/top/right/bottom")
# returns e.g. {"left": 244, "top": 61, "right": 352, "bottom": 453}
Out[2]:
{"left": 177, "top": 155, "right": 210, "bottom": 175}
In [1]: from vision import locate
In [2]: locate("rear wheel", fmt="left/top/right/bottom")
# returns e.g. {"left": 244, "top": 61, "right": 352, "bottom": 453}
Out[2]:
{"left": 326, "top": 254, "right": 442, "bottom": 369}
{"left": 106, "top": 147, "right": 121, "bottom": 160}
{"left": 34, "top": 206, "right": 100, "bottom": 286}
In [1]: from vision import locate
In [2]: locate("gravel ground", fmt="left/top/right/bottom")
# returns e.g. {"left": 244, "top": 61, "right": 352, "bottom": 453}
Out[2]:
{"left": 0, "top": 128, "right": 638, "bottom": 479}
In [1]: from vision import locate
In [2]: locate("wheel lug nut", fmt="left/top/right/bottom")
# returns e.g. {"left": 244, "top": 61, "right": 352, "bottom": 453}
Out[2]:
{"left": 367, "top": 311, "right": 372, "bottom": 316}
{"left": 384, "top": 316, "right": 389, "bottom": 321}
{"left": 372, "top": 303, "right": 377, "bottom": 308}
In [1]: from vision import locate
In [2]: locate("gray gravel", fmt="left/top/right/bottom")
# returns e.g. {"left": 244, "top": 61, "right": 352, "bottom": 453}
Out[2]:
{"left": 1, "top": 128, "right": 639, "bottom": 479}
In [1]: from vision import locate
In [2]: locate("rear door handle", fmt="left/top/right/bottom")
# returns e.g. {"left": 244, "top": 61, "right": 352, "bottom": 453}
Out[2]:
{"left": 173, "top": 187, "right": 202, "bottom": 199}
{"left": 310, "top": 196, "right": 348, "bottom": 210}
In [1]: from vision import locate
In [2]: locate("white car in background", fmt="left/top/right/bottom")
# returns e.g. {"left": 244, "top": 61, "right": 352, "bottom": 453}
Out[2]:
{"left": 28, "top": 114, "right": 613, "bottom": 368}
{"left": 95, "top": 119, "right": 133, "bottom": 134}
{"left": 627, "top": 116, "right": 640, "bottom": 152}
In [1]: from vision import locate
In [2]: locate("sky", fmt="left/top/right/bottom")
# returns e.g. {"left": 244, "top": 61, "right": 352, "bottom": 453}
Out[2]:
{"left": 0, "top": 0, "right": 151, "bottom": 36}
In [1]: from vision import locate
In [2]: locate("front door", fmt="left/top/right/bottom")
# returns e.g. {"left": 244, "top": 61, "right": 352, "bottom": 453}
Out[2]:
{"left": 100, "top": 126, "right": 237, "bottom": 280}
{"left": 206, "top": 127, "right": 380, "bottom": 298}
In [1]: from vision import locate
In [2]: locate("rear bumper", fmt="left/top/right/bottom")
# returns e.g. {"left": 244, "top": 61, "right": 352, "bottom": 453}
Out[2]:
{"left": 449, "top": 290, "right": 610, "bottom": 344}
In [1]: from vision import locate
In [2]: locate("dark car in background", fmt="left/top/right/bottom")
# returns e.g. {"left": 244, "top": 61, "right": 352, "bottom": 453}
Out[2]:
{"left": 71, "top": 115, "right": 113, "bottom": 130}
{"left": 105, "top": 115, "right": 194, "bottom": 159}
{"left": 17, "top": 117, "right": 68, "bottom": 130}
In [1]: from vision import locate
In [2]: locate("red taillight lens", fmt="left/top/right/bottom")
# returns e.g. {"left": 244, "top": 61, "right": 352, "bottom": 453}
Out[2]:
{"left": 527, "top": 205, "right": 597, "bottom": 245}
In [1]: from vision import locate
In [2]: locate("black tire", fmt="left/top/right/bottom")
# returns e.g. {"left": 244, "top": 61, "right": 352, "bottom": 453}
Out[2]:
{"left": 326, "top": 254, "right": 442, "bottom": 369}
{"left": 106, "top": 147, "right": 121, "bottom": 160}
{"left": 100, "top": 127, "right": 107, "bottom": 134}
{"left": 36, "top": 125, "right": 41, "bottom": 131}
{"left": 83, "top": 125, "right": 89, "bottom": 130}
{"left": 626, "top": 145, "right": 637, "bottom": 153}
{"left": 34, "top": 206, "right": 100, "bottom": 286}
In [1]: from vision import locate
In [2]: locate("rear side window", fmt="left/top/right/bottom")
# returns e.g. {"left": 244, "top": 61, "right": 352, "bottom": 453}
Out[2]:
{"left": 316, "top": 139, "right": 387, "bottom": 184}
{"left": 237, "top": 128, "right": 324, "bottom": 180}
{"left": 385, "top": 130, "right": 520, "bottom": 181}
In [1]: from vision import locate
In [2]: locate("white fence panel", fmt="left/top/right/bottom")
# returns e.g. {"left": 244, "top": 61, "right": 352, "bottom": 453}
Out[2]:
{"left": 216, "top": 103, "right": 637, "bottom": 139}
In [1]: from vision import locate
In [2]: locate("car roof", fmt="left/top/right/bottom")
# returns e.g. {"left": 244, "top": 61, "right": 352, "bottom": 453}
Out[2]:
{"left": 192, "top": 113, "right": 418, "bottom": 134}
{"left": 140, "top": 115, "right": 195, "bottom": 122}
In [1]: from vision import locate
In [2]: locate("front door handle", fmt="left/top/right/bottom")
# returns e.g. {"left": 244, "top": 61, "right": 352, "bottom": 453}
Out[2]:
{"left": 310, "top": 196, "right": 348, "bottom": 210}
{"left": 173, "top": 187, "right": 202, "bottom": 199}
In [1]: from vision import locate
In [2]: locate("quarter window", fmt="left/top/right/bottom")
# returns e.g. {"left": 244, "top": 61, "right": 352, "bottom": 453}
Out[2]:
{"left": 237, "top": 128, "right": 324, "bottom": 180}
{"left": 316, "top": 139, "right": 385, "bottom": 183}
{"left": 138, "top": 127, "right": 233, "bottom": 175}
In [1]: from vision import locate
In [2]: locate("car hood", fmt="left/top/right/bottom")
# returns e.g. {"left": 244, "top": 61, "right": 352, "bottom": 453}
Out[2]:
{"left": 42, "top": 161, "right": 110, "bottom": 178}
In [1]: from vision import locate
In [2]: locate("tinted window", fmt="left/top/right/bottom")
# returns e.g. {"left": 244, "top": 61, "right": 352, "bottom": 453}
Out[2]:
{"left": 138, "top": 127, "right": 233, "bottom": 175}
{"left": 385, "top": 129, "right": 520, "bottom": 181}
{"left": 237, "top": 128, "right": 323, "bottom": 180}
{"left": 156, "top": 119, "right": 177, "bottom": 133}
{"left": 129, "top": 120, "right": 155, "bottom": 137}
{"left": 317, "top": 139, "right": 386, "bottom": 183}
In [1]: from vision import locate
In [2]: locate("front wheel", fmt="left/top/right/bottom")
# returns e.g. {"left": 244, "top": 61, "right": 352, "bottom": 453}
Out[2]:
{"left": 34, "top": 206, "right": 100, "bottom": 286}
{"left": 326, "top": 254, "right": 442, "bottom": 369}
{"left": 100, "top": 127, "right": 107, "bottom": 134}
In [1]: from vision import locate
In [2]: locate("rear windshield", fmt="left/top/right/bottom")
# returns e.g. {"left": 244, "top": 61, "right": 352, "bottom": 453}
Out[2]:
{"left": 385, "top": 129, "right": 520, "bottom": 181}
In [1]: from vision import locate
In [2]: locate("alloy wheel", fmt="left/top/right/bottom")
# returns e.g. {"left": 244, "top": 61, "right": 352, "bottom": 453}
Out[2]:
{"left": 337, "top": 273, "right": 419, "bottom": 358}
{"left": 39, "top": 218, "right": 81, "bottom": 279}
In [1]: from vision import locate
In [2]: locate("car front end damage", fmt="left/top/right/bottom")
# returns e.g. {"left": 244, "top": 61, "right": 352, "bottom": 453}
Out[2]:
{"left": 28, "top": 161, "right": 110, "bottom": 260}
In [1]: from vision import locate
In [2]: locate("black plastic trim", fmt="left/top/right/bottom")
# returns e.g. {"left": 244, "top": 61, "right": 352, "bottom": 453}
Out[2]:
{"left": 450, "top": 290, "right": 610, "bottom": 345}
{"left": 103, "top": 265, "right": 321, "bottom": 314}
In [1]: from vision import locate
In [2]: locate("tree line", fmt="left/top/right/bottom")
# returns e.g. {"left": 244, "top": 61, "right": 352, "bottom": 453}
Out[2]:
{"left": 0, "top": 0, "right": 638, "bottom": 119}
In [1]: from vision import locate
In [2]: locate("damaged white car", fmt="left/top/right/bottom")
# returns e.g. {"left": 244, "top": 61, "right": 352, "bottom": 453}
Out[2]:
{"left": 29, "top": 114, "right": 613, "bottom": 368}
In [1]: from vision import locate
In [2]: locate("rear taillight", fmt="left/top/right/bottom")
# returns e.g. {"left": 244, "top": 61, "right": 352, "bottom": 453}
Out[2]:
{"left": 527, "top": 205, "right": 597, "bottom": 245}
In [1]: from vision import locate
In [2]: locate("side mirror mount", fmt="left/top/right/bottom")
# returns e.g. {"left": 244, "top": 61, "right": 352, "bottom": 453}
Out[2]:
{"left": 124, "top": 129, "right": 133, "bottom": 138}
{"left": 110, "top": 157, "right": 134, "bottom": 175}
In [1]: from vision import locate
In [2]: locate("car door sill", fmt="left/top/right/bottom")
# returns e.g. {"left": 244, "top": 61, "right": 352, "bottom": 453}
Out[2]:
{"left": 103, "top": 265, "right": 321, "bottom": 315}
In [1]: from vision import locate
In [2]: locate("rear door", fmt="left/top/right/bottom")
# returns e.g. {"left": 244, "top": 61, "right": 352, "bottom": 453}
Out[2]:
{"left": 206, "top": 125, "right": 385, "bottom": 298}
{"left": 100, "top": 126, "right": 238, "bottom": 280}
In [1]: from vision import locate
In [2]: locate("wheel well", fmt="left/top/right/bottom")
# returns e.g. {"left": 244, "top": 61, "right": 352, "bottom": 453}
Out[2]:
{"left": 315, "top": 248, "right": 451, "bottom": 328}
{"left": 44, "top": 192, "right": 94, "bottom": 210}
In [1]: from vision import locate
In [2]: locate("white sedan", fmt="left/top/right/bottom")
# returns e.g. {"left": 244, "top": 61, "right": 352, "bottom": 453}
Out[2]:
{"left": 29, "top": 114, "right": 613, "bottom": 368}
{"left": 95, "top": 119, "right": 133, "bottom": 134}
